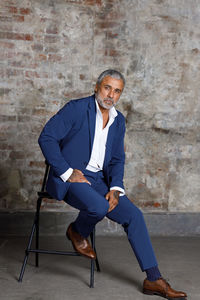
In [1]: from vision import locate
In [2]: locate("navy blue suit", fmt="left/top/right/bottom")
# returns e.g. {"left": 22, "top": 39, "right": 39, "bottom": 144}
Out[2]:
{"left": 39, "top": 95, "right": 158, "bottom": 271}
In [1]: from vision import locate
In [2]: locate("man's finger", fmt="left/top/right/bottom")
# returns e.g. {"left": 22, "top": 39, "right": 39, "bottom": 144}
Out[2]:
{"left": 108, "top": 205, "right": 114, "bottom": 212}
{"left": 105, "top": 194, "right": 109, "bottom": 200}
{"left": 78, "top": 170, "right": 83, "bottom": 175}
{"left": 80, "top": 177, "right": 91, "bottom": 185}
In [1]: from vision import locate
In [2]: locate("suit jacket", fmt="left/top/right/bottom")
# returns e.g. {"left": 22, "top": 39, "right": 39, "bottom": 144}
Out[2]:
{"left": 38, "top": 94, "right": 126, "bottom": 200}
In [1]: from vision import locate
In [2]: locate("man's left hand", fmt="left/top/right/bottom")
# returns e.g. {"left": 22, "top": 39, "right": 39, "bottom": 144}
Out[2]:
{"left": 105, "top": 190, "right": 120, "bottom": 212}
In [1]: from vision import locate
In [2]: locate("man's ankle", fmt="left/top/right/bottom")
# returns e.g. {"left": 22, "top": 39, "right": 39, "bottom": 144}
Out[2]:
{"left": 145, "top": 266, "right": 162, "bottom": 281}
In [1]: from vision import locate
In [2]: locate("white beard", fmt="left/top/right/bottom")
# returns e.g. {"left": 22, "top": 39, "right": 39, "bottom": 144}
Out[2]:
{"left": 95, "top": 92, "right": 116, "bottom": 110}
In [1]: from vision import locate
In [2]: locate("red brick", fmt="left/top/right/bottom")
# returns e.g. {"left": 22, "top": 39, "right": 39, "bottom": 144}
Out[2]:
{"left": 9, "top": 151, "right": 24, "bottom": 159}
{"left": 25, "top": 170, "right": 44, "bottom": 177}
{"left": 0, "top": 16, "right": 12, "bottom": 22}
{"left": 191, "top": 48, "right": 199, "bottom": 54}
{"left": 20, "top": 8, "right": 31, "bottom": 15}
{"left": 48, "top": 54, "right": 62, "bottom": 62}
{"left": 46, "top": 25, "right": 58, "bottom": 35}
{"left": 40, "top": 17, "right": 48, "bottom": 23}
{"left": 80, "top": 74, "right": 85, "bottom": 80}
{"left": 153, "top": 202, "right": 161, "bottom": 208}
{"left": 25, "top": 71, "right": 49, "bottom": 79}
{"left": 52, "top": 100, "right": 60, "bottom": 105}
{"left": 0, "top": 114, "right": 15, "bottom": 121}
{"left": 83, "top": 0, "right": 102, "bottom": 5}
{"left": 96, "top": 21, "right": 119, "bottom": 29}
{"left": 35, "top": 54, "right": 47, "bottom": 61}
{"left": 0, "top": 41, "right": 15, "bottom": 49}
{"left": 106, "top": 31, "right": 119, "bottom": 38}
{"left": 25, "top": 71, "right": 40, "bottom": 78}
{"left": 25, "top": 34, "right": 33, "bottom": 41}
{"left": 3, "top": 68, "right": 24, "bottom": 78}
{"left": 104, "top": 49, "right": 119, "bottom": 57}
{"left": 29, "top": 161, "right": 45, "bottom": 168}
{"left": 32, "top": 108, "right": 48, "bottom": 116}
{"left": 0, "top": 51, "right": 16, "bottom": 59}
{"left": 3, "top": 1, "right": 14, "bottom": 6}
{"left": 8, "top": 6, "right": 18, "bottom": 14}
{"left": 14, "top": 15, "right": 25, "bottom": 22}
{"left": 45, "top": 46, "right": 59, "bottom": 53}
{"left": 0, "top": 24, "right": 13, "bottom": 31}
{"left": 31, "top": 123, "right": 44, "bottom": 133}
{"left": 0, "top": 32, "right": 33, "bottom": 41}
{"left": 18, "top": 107, "right": 32, "bottom": 115}
{"left": 44, "top": 35, "right": 59, "bottom": 43}
{"left": 0, "top": 143, "right": 13, "bottom": 150}
{"left": 18, "top": 115, "right": 31, "bottom": 122}
{"left": 109, "top": 49, "right": 118, "bottom": 56}
{"left": 10, "top": 60, "right": 38, "bottom": 69}
{"left": 31, "top": 44, "right": 43, "bottom": 51}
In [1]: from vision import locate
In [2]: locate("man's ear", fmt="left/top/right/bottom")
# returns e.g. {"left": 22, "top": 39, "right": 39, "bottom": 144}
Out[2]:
{"left": 94, "top": 83, "right": 98, "bottom": 93}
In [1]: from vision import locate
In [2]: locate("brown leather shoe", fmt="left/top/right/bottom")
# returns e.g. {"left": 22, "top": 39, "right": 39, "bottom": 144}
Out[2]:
{"left": 66, "top": 224, "right": 96, "bottom": 259}
{"left": 143, "top": 278, "right": 187, "bottom": 299}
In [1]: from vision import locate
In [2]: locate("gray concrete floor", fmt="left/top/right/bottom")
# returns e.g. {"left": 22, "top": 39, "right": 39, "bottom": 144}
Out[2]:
{"left": 0, "top": 235, "right": 199, "bottom": 300}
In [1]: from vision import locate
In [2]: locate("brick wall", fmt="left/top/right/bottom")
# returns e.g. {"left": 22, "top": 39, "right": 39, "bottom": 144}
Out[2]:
{"left": 0, "top": 0, "right": 200, "bottom": 212}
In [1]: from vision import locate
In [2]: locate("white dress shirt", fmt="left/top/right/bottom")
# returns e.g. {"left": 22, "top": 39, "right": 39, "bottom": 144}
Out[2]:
{"left": 60, "top": 100, "right": 125, "bottom": 195}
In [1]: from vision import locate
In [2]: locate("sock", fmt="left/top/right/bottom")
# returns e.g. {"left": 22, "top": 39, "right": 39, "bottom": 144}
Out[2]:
{"left": 145, "top": 266, "right": 162, "bottom": 281}
{"left": 71, "top": 222, "right": 80, "bottom": 234}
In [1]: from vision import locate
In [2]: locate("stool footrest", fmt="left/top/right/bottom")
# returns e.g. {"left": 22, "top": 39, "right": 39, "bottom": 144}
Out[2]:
{"left": 28, "top": 249, "right": 81, "bottom": 256}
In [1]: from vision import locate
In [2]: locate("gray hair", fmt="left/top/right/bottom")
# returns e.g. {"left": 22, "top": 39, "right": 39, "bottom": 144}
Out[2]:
{"left": 97, "top": 69, "right": 125, "bottom": 87}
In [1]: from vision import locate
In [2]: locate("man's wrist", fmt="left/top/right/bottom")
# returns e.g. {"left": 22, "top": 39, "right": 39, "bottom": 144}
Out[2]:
{"left": 110, "top": 186, "right": 125, "bottom": 196}
{"left": 60, "top": 168, "right": 73, "bottom": 182}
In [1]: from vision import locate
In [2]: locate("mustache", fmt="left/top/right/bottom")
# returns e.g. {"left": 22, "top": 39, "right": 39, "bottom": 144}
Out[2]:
{"left": 104, "top": 98, "right": 114, "bottom": 102}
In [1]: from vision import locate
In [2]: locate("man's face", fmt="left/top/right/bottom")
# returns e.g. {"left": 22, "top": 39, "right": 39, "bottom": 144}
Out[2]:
{"left": 95, "top": 76, "right": 124, "bottom": 110}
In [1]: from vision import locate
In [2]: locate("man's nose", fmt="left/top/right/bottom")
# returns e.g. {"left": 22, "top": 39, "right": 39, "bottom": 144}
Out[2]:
{"left": 108, "top": 89, "right": 114, "bottom": 98}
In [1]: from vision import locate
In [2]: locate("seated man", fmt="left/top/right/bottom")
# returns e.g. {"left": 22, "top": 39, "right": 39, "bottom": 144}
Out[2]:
{"left": 38, "top": 69, "right": 187, "bottom": 299}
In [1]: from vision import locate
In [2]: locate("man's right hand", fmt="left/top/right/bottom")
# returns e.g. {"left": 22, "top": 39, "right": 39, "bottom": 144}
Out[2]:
{"left": 67, "top": 169, "right": 91, "bottom": 185}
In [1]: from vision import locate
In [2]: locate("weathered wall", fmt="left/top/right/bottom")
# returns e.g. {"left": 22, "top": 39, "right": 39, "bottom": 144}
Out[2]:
{"left": 0, "top": 0, "right": 200, "bottom": 212}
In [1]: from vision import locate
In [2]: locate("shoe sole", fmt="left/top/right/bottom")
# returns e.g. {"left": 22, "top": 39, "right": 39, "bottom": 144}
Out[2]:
{"left": 143, "top": 289, "right": 187, "bottom": 300}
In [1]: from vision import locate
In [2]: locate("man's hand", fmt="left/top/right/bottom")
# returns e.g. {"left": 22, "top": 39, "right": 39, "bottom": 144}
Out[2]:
{"left": 106, "top": 190, "right": 120, "bottom": 212}
{"left": 68, "top": 169, "right": 91, "bottom": 185}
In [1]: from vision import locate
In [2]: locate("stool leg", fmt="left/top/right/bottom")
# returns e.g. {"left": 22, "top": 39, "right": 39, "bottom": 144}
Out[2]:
{"left": 90, "top": 229, "right": 101, "bottom": 272}
{"left": 90, "top": 258, "right": 95, "bottom": 288}
{"left": 18, "top": 222, "right": 36, "bottom": 282}
{"left": 94, "top": 251, "right": 100, "bottom": 272}
{"left": 35, "top": 197, "right": 42, "bottom": 267}
{"left": 90, "top": 228, "right": 100, "bottom": 288}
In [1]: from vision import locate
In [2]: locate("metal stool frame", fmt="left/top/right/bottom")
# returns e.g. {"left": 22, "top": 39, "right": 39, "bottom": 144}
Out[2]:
{"left": 18, "top": 162, "right": 100, "bottom": 288}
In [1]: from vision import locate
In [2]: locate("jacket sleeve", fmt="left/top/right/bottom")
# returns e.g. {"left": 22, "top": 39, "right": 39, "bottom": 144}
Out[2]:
{"left": 108, "top": 116, "right": 126, "bottom": 190}
{"left": 38, "top": 101, "right": 75, "bottom": 177}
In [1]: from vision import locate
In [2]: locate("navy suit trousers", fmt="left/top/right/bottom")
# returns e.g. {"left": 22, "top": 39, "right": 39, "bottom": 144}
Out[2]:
{"left": 64, "top": 169, "right": 158, "bottom": 271}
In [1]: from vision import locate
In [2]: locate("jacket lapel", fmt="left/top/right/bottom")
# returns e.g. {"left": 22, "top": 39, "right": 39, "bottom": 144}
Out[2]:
{"left": 103, "top": 119, "right": 117, "bottom": 168}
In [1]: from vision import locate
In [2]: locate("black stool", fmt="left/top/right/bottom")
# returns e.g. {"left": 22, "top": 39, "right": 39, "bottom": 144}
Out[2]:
{"left": 18, "top": 162, "right": 100, "bottom": 287}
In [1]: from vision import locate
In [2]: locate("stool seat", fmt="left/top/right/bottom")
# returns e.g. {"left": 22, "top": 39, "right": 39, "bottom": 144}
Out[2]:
{"left": 37, "top": 191, "right": 53, "bottom": 198}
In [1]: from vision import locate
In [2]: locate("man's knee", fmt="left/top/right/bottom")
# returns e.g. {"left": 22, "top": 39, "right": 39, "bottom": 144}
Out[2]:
{"left": 128, "top": 204, "right": 145, "bottom": 224}
{"left": 88, "top": 200, "right": 109, "bottom": 220}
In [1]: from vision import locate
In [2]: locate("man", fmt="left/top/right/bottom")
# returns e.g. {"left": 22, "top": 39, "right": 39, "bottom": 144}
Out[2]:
{"left": 38, "top": 70, "right": 187, "bottom": 299}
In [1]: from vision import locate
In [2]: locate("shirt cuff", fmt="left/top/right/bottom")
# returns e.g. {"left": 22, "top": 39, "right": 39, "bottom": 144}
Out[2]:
{"left": 60, "top": 168, "right": 73, "bottom": 182}
{"left": 110, "top": 186, "right": 125, "bottom": 197}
